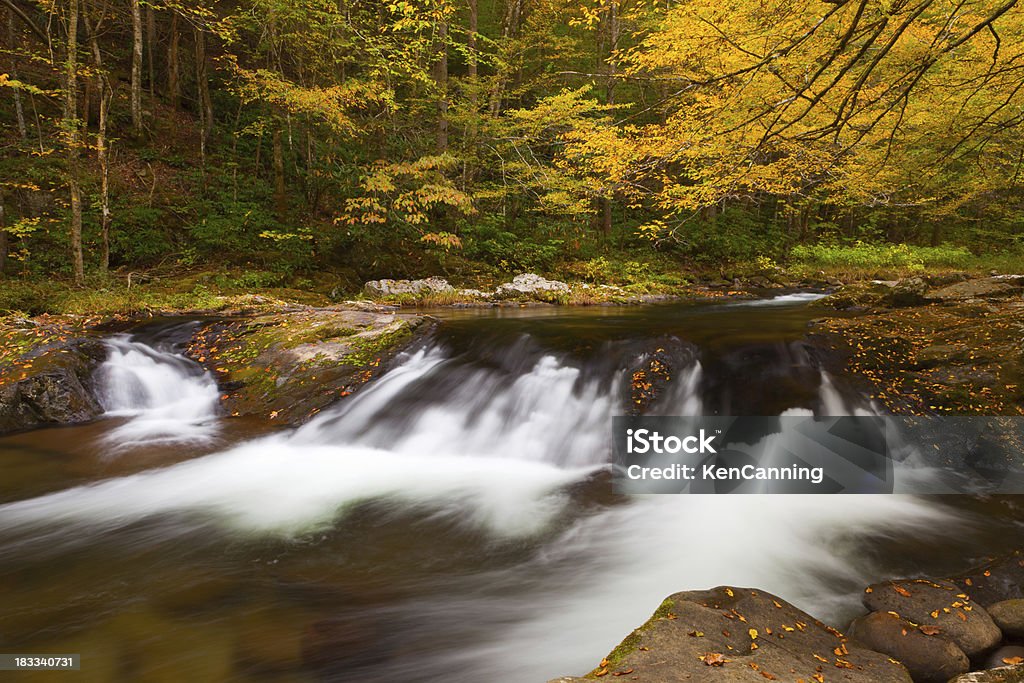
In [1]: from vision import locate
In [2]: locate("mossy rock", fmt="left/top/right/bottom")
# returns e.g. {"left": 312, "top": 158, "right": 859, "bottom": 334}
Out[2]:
{"left": 187, "top": 306, "right": 438, "bottom": 424}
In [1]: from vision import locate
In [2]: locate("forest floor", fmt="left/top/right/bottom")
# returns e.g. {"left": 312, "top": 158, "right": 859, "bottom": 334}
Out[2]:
{"left": 0, "top": 251, "right": 1018, "bottom": 317}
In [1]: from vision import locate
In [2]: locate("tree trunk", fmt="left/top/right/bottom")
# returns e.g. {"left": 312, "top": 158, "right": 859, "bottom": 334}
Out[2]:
{"left": 86, "top": 13, "right": 110, "bottom": 271}
{"left": 146, "top": 4, "right": 155, "bottom": 102}
{"left": 8, "top": 8, "right": 27, "bottom": 140}
{"left": 130, "top": 0, "right": 143, "bottom": 134}
{"left": 489, "top": 0, "right": 523, "bottom": 115}
{"left": 434, "top": 19, "right": 448, "bottom": 152}
{"left": 601, "top": 196, "right": 612, "bottom": 238}
{"left": 605, "top": 0, "right": 618, "bottom": 104}
{"left": 65, "top": 0, "right": 84, "bottom": 286}
{"left": 194, "top": 26, "right": 213, "bottom": 144}
{"left": 273, "top": 126, "right": 287, "bottom": 221}
{"left": 167, "top": 11, "right": 180, "bottom": 108}
{"left": 0, "top": 187, "right": 8, "bottom": 275}
{"left": 467, "top": 0, "right": 477, "bottom": 105}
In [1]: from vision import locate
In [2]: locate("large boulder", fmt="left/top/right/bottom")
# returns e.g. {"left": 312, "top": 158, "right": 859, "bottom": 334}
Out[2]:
{"left": 547, "top": 586, "right": 912, "bottom": 683}
{"left": 186, "top": 307, "right": 437, "bottom": 424}
{"left": 0, "top": 322, "right": 106, "bottom": 434}
{"left": 847, "top": 610, "right": 969, "bottom": 683}
{"left": 495, "top": 273, "right": 570, "bottom": 299}
{"left": 926, "top": 277, "right": 1024, "bottom": 303}
{"left": 888, "top": 277, "right": 930, "bottom": 307}
{"left": 363, "top": 277, "right": 453, "bottom": 298}
{"left": 862, "top": 578, "right": 1001, "bottom": 658}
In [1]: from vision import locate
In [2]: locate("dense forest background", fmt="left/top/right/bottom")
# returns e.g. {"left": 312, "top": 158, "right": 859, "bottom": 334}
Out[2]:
{"left": 1, "top": 0, "right": 1023, "bottom": 309}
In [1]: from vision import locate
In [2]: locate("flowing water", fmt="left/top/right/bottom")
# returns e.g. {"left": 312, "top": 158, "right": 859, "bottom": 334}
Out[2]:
{"left": 1, "top": 296, "right": 1023, "bottom": 682}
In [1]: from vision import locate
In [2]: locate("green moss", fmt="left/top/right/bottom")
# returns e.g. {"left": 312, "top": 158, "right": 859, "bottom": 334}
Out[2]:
{"left": 586, "top": 597, "right": 677, "bottom": 677}
{"left": 342, "top": 324, "right": 413, "bottom": 367}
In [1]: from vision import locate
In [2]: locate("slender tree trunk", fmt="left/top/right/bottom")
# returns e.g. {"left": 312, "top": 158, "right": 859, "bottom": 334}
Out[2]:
{"left": 272, "top": 126, "right": 287, "bottom": 221}
{"left": 599, "top": 0, "right": 618, "bottom": 239}
{"left": 0, "top": 187, "right": 8, "bottom": 276}
{"left": 489, "top": 0, "right": 522, "bottom": 115}
{"left": 86, "top": 13, "right": 110, "bottom": 271}
{"left": 65, "top": 0, "right": 84, "bottom": 286}
{"left": 8, "top": 9, "right": 27, "bottom": 140}
{"left": 130, "top": 0, "right": 143, "bottom": 133}
{"left": 194, "top": 26, "right": 213, "bottom": 144}
{"left": 467, "top": 0, "right": 477, "bottom": 87}
{"left": 434, "top": 19, "right": 448, "bottom": 152}
{"left": 167, "top": 11, "right": 180, "bottom": 108}
{"left": 605, "top": 0, "right": 618, "bottom": 104}
{"left": 146, "top": 4, "right": 155, "bottom": 102}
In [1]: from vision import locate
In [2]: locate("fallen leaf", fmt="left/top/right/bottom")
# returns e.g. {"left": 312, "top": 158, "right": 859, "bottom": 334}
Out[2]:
{"left": 701, "top": 652, "right": 728, "bottom": 667}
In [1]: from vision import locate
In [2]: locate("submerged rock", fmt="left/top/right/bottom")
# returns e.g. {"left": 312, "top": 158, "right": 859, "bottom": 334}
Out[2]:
{"left": 952, "top": 550, "right": 1024, "bottom": 607}
{"left": 547, "top": 586, "right": 912, "bottom": 683}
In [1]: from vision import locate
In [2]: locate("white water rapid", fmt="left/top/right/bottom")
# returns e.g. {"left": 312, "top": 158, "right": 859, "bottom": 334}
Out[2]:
{"left": 0, "top": 319, "right": 959, "bottom": 682}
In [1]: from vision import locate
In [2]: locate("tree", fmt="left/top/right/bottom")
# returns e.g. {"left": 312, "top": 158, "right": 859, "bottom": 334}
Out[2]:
{"left": 130, "top": 0, "right": 143, "bottom": 134}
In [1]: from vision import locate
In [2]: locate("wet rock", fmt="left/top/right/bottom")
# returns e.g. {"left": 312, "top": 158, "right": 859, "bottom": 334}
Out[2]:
{"left": 847, "top": 610, "right": 969, "bottom": 683}
{"left": 949, "top": 664, "right": 1024, "bottom": 682}
{"left": 187, "top": 307, "right": 438, "bottom": 424}
{"left": 862, "top": 578, "right": 1001, "bottom": 657}
{"left": 363, "top": 276, "right": 453, "bottom": 298}
{"left": 926, "top": 278, "right": 1023, "bottom": 303}
{"left": 988, "top": 600, "right": 1024, "bottom": 638}
{"left": 923, "top": 272, "right": 971, "bottom": 287}
{"left": 547, "top": 587, "right": 912, "bottom": 682}
{"left": 0, "top": 337, "right": 106, "bottom": 434}
{"left": 983, "top": 645, "right": 1024, "bottom": 670}
{"left": 817, "top": 280, "right": 895, "bottom": 309}
{"left": 495, "top": 273, "right": 570, "bottom": 298}
{"left": 888, "top": 277, "right": 929, "bottom": 307}
{"left": 952, "top": 550, "right": 1024, "bottom": 607}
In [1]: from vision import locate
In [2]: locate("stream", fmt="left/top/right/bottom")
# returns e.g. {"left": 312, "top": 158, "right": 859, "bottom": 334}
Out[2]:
{"left": 2, "top": 294, "right": 1023, "bottom": 682}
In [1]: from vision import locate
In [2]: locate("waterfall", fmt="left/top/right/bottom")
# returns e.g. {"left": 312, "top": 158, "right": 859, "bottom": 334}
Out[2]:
{"left": 96, "top": 333, "right": 221, "bottom": 449}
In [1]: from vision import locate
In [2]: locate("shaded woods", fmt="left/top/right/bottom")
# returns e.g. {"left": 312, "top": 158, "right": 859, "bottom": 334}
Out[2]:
{"left": 0, "top": 0, "right": 1022, "bottom": 304}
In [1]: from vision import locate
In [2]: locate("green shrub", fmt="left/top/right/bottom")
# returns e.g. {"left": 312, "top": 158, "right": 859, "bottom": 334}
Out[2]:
{"left": 790, "top": 242, "right": 974, "bottom": 270}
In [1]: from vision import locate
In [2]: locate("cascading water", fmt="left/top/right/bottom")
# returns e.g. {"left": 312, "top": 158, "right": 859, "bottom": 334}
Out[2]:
{"left": 0, "top": 295, "right": 976, "bottom": 683}
{"left": 95, "top": 329, "right": 221, "bottom": 449}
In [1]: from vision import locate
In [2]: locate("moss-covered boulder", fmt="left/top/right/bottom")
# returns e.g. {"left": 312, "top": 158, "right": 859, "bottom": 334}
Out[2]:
{"left": 547, "top": 587, "right": 912, "bottom": 682}
{"left": 0, "top": 316, "right": 106, "bottom": 434}
{"left": 186, "top": 306, "right": 437, "bottom": 424}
